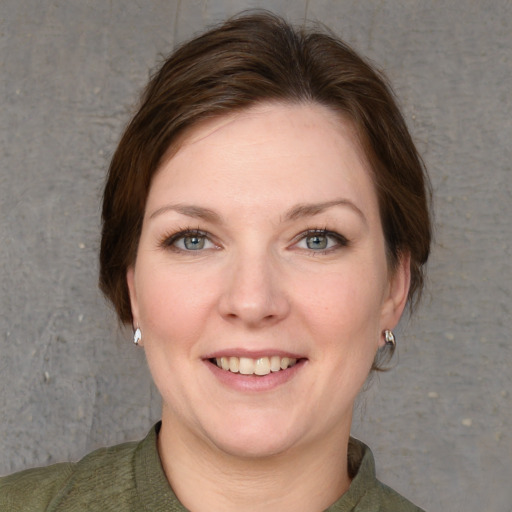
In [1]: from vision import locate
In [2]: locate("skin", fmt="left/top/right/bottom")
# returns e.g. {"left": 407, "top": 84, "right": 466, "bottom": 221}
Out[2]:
{"left": 127, "top": 102, "right": 410, "bottom": 511}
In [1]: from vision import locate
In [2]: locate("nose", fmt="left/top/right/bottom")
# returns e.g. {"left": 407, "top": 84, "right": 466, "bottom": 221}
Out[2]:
{"left": 217, "top": 249, "right": 290, "bottom": 327}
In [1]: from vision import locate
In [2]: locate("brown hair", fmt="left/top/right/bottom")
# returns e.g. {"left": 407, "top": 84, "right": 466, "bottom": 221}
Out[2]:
{"left": 100, "top": 10, "right": 431, "bottom": 329}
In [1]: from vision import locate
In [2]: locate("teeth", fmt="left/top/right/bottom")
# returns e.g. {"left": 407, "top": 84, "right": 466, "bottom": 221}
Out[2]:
{"left": 270, "top": 355, "right": 281, "bottom": 372}
{"left": 254, "top": 357, "right": 270, "bottom": 376}
{"left": 214, "top": 356, "right": 298, "bottom": 376}
{"left": 239, "top": 357, "right": 255, "bottom": 375}
{"left": 229, "top": 357, "right": 239, "bottom": 373}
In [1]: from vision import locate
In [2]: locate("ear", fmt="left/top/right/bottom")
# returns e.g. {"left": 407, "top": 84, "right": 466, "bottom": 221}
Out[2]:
{"left": 126, "top": 266, "right": 140, "bottom": 331}
{"left": 379, "top": 252, "right": 411, "bottom": 346}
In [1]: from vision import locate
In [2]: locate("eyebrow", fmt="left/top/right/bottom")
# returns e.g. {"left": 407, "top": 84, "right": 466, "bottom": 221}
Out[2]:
{"left": 148, "top": 198, "right": 366, "bottom": 225}
{"left": 284, "top": 199, "right": 367, "bottom": 224}
{"left": 149, "top": 204, "right": 222, "bottom": 223}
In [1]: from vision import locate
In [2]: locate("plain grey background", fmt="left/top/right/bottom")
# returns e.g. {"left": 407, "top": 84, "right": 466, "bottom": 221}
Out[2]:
{"left": 1, "top": 1, "right": 511, "bottom": 510}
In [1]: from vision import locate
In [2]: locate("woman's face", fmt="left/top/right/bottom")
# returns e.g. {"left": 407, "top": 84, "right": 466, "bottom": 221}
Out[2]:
{"left": 127, "top": 102, "right": 409, "bottom": 458}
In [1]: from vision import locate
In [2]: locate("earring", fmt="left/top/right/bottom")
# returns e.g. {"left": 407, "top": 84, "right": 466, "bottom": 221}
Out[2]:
{"left": 384, "top": 329, "right": 396, "bottom": 348}
{"left": 133, "top": 327, "right": 142, "bottom": 346}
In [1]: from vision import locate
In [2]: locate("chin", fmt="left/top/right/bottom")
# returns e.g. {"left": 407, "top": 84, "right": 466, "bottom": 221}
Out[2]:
{"left": 202, "top": 413, "right": 304, "bottom": 460}
{"left": 211, "top": 432, "right": 296, "bottom": 460}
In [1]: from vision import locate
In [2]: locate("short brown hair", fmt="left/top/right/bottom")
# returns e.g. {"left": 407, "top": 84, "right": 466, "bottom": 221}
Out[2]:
{"left": 100, "top": 10, "right": 431, "bottom": 325}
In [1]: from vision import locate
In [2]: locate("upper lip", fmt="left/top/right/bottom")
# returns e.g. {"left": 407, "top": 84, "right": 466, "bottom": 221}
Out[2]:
{"left": 203, "top": 349, "right": 306, "bottom": 360}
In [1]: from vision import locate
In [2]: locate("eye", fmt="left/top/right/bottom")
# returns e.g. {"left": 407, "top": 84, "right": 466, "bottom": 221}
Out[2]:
{"left": 294, "top": 229, "right": 348, "bottom": 252}
{"left": 163, "top": 229, "right": 217, "bottom": 251}
{"left": 305, "top": 233, "right": 331, "bottom": 250}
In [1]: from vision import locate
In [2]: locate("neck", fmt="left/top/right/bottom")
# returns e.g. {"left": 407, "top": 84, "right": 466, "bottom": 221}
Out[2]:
{"left": 157, "top": 411, "right": 352, "bottom": 512}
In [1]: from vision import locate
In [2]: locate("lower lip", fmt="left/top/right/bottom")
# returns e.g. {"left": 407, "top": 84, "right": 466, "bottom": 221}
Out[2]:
{"left": 205, "top": 359, "right": 306, "bottom": 392}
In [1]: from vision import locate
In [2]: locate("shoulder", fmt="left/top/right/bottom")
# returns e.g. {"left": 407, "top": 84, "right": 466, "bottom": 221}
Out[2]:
{"left": 0, "top": 437, "right": 142, "bottom": 512}
{"left": 328, "top": 438, "right": 424, "bottom": 512}
{"left": 360, "top": 479, "right": 425, "bottom": 512}
{"left": 0, "top": 462, "right": 74, "bottom": 511}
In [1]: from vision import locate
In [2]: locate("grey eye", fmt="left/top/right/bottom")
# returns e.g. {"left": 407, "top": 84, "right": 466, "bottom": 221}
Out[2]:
{"left": 163, "top": 229, "right": 217, "bottom": 252}
{"left": 183, "top": 235, "right": 206, "bottom": 250}
{"left": 295, "top": 230, "right": 348, "bottom": 252}
{"left": 306, "top": 234, "right": 328, "bottom": 250}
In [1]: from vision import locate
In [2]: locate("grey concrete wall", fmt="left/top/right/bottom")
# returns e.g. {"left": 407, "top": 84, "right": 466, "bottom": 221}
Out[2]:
{"left": 0, "top": 1, "right": 510, "bottom": 510}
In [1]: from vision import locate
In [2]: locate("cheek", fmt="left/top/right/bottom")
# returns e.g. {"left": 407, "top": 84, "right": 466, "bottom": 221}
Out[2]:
{"left": 136, "top": 264, "right": 219, "bottom": 347}
{"left": 295, "top": 262, "right": 387, "bottom": 353}
{"left": 302, "top": 266, "right": 385, "bottom": 319}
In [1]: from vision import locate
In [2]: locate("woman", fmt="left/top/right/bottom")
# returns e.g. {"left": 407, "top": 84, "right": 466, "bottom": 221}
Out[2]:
{"left": 0, "top": 11, "right": 430, "bottom": 511}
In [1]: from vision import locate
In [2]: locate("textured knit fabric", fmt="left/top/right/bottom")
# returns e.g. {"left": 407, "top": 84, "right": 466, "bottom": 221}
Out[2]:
{"left": 0, "top": 423, "right": 424, "bottom": 511}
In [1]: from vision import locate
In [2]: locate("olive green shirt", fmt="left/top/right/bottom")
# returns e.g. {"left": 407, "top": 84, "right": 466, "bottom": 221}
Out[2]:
{"left": 0, "top": 424, "right": 424, "bottom": 511}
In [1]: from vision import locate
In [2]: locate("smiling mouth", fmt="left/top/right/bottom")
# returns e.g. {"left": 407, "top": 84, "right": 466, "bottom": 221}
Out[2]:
{"left": 209, "top": 356, "right": 299, "bottom": 376}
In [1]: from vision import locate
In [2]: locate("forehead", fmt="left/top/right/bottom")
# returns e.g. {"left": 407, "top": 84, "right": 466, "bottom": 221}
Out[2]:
{"left": 149, "top": 102, "right": 379, "bottom": 221}
{"left": 162, "top": 101, "right": 368, "bottom": 168}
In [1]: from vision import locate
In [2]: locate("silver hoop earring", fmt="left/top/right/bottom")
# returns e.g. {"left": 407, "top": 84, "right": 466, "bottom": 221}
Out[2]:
{"left": 133, "top": 327, "right": 142, "bottom": 346}
{"left": 384, "top": 329, "right": 396, "bottom": 348}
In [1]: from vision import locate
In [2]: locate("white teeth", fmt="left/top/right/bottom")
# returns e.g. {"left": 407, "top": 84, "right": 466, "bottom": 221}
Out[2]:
{"left": 270, "top": 355, "right": 281, "bottom": 372}
{"left": 214, "top": 356, "right": 298, "bottom": 376}
{"left": 254, "top": 357, "right": 270, "bottom": 376}
{"left": 239, "top": 357, "right": 255, "bottom": 375}
{"left": 229, "top": 356, "right": 239, "bottom": 373}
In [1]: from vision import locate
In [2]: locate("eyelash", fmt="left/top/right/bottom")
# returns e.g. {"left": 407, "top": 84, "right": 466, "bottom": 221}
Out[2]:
{"left": 293, "top": 228, "right": 350, "bottom": 254}
{"left": 159, "top": 227, "right": 349, "bottom": 254}
{"left": 159, "top": 228, "right": 215, "bottom": 252}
